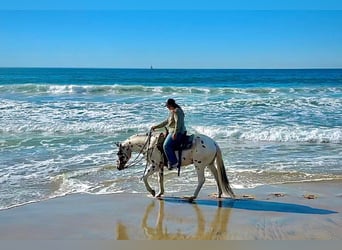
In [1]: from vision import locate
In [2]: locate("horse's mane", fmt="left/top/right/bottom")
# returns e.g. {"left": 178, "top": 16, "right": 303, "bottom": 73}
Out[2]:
{"left": 129, "top": 133, "right": 150, "bottom": 139}
{"left": 127, "top": 132, "right": 164, "bottom": 145}
{"left": 125, "top": 132, "right": 155, "bottom": 143}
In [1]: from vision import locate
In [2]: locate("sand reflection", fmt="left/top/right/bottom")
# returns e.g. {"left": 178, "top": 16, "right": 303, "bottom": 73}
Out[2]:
{"left": 117, "top": 198, "right": 232, "bottom": 240}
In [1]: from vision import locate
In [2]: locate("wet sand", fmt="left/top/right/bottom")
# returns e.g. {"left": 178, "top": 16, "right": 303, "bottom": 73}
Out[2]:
{"left": 0, "top": 180, "right": 341, "bottom": 240}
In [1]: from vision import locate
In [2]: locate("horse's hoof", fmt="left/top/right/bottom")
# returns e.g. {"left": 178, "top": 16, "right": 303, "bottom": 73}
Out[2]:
{"left": 156, "top": 192, "right": 163, "bottom": 198}
{"left": 150, "top": 190, "right": 156, "bottom": 197}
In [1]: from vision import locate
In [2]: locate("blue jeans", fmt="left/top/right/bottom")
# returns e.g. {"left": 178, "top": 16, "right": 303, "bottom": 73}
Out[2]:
{"left": 163, "top": 133, "right": 183, "bottom": 166}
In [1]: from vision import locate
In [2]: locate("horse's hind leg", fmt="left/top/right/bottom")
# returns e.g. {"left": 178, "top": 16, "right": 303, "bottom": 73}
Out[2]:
{"left": 208, "top": 163, "right": 222, "bottom": 198}
{"left": 191, "top": 165, "right": 206, "bottom": 200}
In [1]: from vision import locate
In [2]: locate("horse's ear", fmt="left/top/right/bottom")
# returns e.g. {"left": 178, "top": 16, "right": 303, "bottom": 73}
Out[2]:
{"left": 115, "top": 142, "right": 121, "bottom": 147}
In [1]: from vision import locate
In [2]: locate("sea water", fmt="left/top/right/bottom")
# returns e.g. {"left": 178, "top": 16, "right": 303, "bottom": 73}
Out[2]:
{"left": 0, "top": 68, "right": 341, "bottom": 209}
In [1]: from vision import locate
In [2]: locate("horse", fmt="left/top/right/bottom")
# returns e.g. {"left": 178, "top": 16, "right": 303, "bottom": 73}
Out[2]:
{"left": 116, "top": 132, "right": 235, "bottom": 201}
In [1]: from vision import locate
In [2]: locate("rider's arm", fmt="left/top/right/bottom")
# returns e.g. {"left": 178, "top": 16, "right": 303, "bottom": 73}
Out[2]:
{"left": 152, "top": 118, "right": 168, "bottom": 130}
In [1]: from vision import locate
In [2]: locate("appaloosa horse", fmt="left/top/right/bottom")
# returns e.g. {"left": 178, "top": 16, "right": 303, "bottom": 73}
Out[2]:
{"left": 116, "top": 132, "right": 235, "bottom": 201}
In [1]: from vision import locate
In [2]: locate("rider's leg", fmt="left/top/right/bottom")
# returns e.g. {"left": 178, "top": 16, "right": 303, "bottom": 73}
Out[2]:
{"left": 163, "top": 133, "right": 182, "bottom": 169}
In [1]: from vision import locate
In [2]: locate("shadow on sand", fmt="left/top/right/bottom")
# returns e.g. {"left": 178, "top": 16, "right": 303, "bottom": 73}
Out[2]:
{"left": 162, "top": 196, "right": 338, "bottom": 215}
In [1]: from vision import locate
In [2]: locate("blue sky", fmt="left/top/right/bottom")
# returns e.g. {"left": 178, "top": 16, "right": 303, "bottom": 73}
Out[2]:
{"left": 1, "top": 1, "right": 342, "bottom": 68}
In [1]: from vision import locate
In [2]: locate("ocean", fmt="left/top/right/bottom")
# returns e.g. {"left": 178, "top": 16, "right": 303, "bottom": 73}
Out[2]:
{"left": 0, "top": 68, "right": 341, "bottom": 210}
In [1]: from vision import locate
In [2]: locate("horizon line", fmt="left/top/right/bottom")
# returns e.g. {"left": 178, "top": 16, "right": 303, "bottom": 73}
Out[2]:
{"left": 1, "top": 66, "right": 342, "bottom": 70}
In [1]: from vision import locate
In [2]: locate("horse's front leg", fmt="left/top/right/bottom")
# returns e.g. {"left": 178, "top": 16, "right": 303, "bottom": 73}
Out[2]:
{"left": 142, "top": 165, "right": 157, "bottom": 197}
{"left": 156, "top": 166, "right": 164, "bottom": 198}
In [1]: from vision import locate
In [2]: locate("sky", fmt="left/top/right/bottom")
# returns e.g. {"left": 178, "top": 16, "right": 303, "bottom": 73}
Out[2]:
{"left": 1, "top": 1, "right": 342, "bottom": 68}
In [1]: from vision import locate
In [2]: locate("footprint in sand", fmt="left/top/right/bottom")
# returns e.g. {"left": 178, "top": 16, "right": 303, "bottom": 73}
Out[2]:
{"left": 270, "top": 193, "right": 286, "bottom": 198}
{"left": 303, "top": 194, "right": 318, "bottom": 199}
{"left": 241, "top": 194, "right": 255, "bottom": 200}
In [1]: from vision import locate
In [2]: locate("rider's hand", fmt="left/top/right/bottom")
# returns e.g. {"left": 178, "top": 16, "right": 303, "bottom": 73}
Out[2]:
{"left": 172, "top": 133, "right": 177, "bottom": 140}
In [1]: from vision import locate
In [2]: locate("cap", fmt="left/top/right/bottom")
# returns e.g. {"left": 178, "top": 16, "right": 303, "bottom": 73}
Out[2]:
{"left": 165, "top": 98, "right": 176, "bottom": 106}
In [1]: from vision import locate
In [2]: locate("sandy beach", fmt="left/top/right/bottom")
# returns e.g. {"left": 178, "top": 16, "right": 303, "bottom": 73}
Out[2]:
{"left": 0, "top": 180, "right": 341, "bottom": 240}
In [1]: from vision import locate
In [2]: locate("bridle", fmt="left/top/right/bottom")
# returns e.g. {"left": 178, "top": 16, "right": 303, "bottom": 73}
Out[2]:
{"left": 118, "top": 130, "right": 154, "bottom": 170}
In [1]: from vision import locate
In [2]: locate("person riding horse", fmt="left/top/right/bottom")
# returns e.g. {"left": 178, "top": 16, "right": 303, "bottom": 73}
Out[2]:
{"left": 151, "top": 98, "right": 186, "bottom": 170}
{"left": 117, "top": 99, "right": 235, "bottom": 200}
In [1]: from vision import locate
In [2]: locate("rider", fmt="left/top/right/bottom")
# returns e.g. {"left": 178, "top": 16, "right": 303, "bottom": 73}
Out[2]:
{"left": 151, "top": 98, "right": 186, "bottom": 170}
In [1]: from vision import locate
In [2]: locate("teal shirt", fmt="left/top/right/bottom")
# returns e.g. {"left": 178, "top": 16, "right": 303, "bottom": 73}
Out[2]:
{"left": 154, "top": 108, "right": 186, "bottom": 134}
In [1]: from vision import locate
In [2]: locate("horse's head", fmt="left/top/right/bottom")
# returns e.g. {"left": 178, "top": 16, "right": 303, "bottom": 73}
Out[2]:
{"left": 115, "top": 142, "right": 132, "bottom": 170}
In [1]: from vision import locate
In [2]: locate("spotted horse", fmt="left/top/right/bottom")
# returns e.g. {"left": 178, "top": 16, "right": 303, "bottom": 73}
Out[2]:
{"left": 116, "top": 132, "right": 235, "bottom": 201}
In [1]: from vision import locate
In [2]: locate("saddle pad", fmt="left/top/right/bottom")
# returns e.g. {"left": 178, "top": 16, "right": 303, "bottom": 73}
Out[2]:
{"left": 179, "top": 134, "right": 194, "bottom": 150}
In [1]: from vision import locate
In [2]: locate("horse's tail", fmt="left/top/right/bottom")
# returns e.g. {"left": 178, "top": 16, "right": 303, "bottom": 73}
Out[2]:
{"left": 215, "top": 144, "right": 235, "bottom": 198}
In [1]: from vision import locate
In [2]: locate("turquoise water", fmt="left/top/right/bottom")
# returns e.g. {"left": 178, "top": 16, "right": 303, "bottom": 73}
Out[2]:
{"left": 0, "top": 68, "right": 341, "bottom": 209}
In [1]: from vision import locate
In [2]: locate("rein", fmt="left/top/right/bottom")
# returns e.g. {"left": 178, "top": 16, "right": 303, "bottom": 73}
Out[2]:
{"left": 124, "top": 130, "right": 153, "bottom": 170}
{"left": 140, "top": 131, "right": 156, "bottom": 180}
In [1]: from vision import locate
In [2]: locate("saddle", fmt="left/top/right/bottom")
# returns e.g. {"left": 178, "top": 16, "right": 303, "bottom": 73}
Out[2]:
{"left": 156, "top": 132, "right": 194, "bottom": 176}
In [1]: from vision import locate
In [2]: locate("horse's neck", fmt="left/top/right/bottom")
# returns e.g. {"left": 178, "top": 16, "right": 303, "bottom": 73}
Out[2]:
{"left": 125, "top": 134, "right": 150, "bottom": 152}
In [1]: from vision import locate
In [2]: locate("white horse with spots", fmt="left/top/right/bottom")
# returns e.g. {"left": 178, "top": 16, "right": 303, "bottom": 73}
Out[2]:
{"left": 116, "top": 132, "right": 235, "bottom": 201}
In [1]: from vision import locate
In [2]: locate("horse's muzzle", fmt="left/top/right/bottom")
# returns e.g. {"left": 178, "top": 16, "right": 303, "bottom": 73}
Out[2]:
{"left": 117, "top": 166, "right": 125, "bottom": 171}
{"left": 116, "top": 161, "right": 125, "bottom": 171}
{"left": 116, "top": 160, "right": 122, "bottom": 170}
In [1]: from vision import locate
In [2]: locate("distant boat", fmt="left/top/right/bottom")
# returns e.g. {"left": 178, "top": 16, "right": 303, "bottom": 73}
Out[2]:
{"left": 150, "top": 65, "right": 153, "bottom": 70}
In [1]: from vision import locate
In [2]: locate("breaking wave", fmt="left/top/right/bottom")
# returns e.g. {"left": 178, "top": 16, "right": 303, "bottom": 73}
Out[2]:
{"left": 1, "top": 83, "right": 342, "bottom": 96}
{"left": 192, "top": 125, "right": 342, "bottom": 144}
